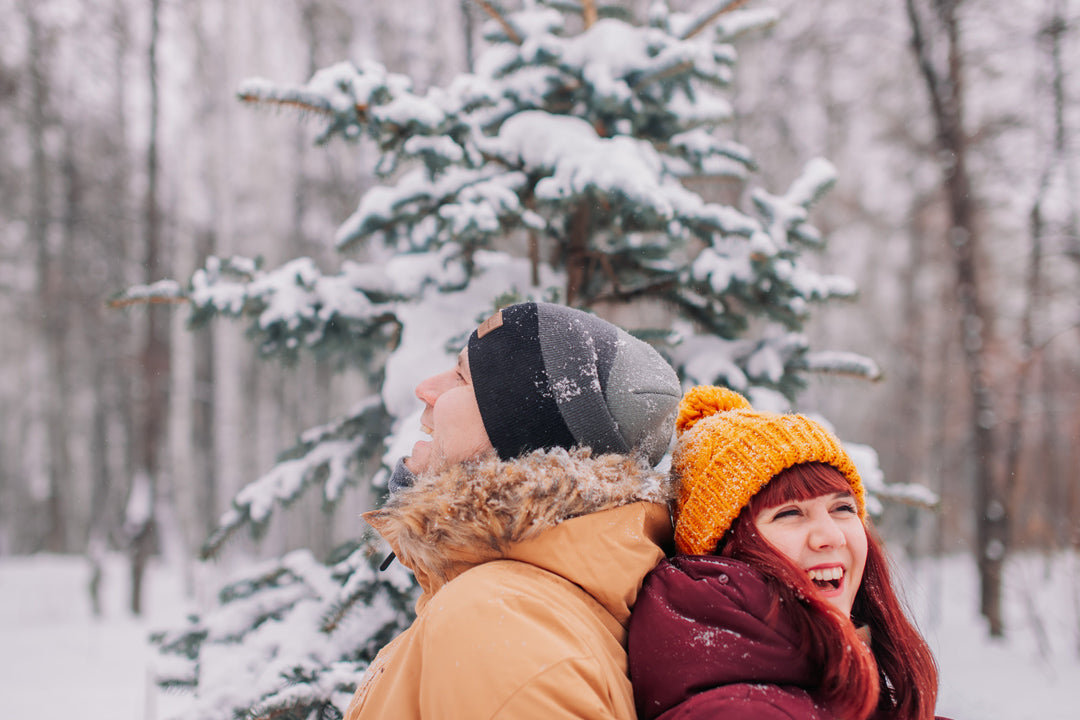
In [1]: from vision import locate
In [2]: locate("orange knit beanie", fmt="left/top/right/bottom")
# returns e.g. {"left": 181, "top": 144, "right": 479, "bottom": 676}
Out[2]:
{"left": 672, "top": 385, "right": 866, "bottom": 556}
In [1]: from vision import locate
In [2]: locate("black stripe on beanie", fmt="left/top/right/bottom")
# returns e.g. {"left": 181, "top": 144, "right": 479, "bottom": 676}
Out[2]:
{"left": 468, "top": 303, "right": 576, "bottom": 460}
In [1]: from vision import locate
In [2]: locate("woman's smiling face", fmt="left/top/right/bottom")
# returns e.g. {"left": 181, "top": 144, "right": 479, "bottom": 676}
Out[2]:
{"left": 752, "top": 491, "right": 868, "bottom": 616}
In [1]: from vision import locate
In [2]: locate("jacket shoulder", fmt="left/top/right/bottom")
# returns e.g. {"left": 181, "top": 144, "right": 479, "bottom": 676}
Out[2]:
{"left": 425, "top": 559, "right": 617, "bottom": 655}
{"left": 417, "top": 560, "right": 632, "bottom": 719}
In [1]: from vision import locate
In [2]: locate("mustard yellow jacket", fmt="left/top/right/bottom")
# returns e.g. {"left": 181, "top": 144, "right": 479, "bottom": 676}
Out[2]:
{"left": 344, "top": 448, "right": 672, "bottom": 720}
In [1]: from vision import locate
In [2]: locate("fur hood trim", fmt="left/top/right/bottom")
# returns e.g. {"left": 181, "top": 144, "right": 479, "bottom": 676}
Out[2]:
{"left": 364, "top": 447, "right": 671, "bottom": 588}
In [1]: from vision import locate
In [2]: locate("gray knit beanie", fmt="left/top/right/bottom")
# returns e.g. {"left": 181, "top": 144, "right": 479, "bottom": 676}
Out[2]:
{"left": 467, "top": 302, "right": 680, "bottom": 467}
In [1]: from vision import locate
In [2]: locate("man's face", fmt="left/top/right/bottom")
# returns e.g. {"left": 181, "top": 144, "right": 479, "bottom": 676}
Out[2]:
{"left": 405, "top": 347, "right": 494, "bottom": 475}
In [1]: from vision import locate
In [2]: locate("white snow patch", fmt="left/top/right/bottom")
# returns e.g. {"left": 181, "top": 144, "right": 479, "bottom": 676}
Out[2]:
{"left": 2, "top": 551, "right": 1077, "bottom": 719}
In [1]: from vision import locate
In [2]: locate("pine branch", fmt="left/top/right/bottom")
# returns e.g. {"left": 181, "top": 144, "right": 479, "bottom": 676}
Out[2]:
{"left": 238, "top": 88, "right": 369, "bottom": 119}
{"left": 201, "top": 401, "right": 388, "bottom": 559}
{"left": 872, "top": 483, "right": 940, "bottom": 510}
{"left": 107, "top": 295, "right": 189, "bottom": 308}
{"left": 805, "top": 365, "right": 883, "bottom": 382}
{"left": 631, "top": 60, "right": 695, "bottom": 90}
{"left": 107, "top": 278, "right": 187, "bottom": 308}
{"left": 472, "top": 0, "right": 522, "bottom": 44}
{"left": 590, "top": 278, "right": 679, "bottom": 304}
{"left": 681, "top": 0, "right": 753, "bottom": 40}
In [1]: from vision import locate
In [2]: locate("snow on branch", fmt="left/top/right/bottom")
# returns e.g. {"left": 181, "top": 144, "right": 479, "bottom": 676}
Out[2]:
{"left": 335, "top": 166, "right": 533, "bottom": 253}
{"left": 201, "top": 399, "right": 391, "bottom": 559}
{"left": 153, "top": 548, "right": 416, "bottom": 720}
{"left": 186, "top": 255, "right": 406, "bottom": 364}
{"left": 666, "top": 129, "right": 755, "bottom": 175}
{"left": 801, "top": 350, "right": 883, "bottom": 382}
{"left": 679, "top": 0, "right": 754, "bottom": 40}
{"left": 473, "top": 0, "right": 523, "bottom": 44}
{"left": 238, "top": 61, "right": 459, "bottom": 148}
{"left": 321, "top": 541, "right": 417, "bottom": 634}
{"left": 107, "top": 278, "right": 186, "bottom": 308}
{"left": 786, "top": 158, "right": 838, "bottom": 208}
{"left": 710, "top": 7, "right": 781, "bottom": 43}
{"left": 846, "top": 443, "right": 939, "bottom": 515}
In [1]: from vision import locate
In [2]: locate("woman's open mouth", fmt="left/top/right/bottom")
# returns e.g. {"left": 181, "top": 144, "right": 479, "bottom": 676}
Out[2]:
{"left": 807, "top": 566, "right": 845, "bottom": 592}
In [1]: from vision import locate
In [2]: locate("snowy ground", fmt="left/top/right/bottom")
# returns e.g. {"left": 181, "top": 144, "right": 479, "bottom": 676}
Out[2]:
{"left": 1, "top": 551, "right": 1077, "bottom": 719}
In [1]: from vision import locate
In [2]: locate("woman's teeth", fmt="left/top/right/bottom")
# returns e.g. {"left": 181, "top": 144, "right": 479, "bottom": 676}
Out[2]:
{"left": 808, "top": 567, "right": 844, "bottom": 584}
{"left": 421, "top": 424, "right": 433, "bottom": 436}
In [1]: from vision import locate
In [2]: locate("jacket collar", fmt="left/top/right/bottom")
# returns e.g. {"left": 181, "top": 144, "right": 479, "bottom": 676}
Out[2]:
{"left": 363, "top": 447, "right": 672, "bottom": 611}
{"left": 631, "top": 555, "right": 820, "bottom": 718}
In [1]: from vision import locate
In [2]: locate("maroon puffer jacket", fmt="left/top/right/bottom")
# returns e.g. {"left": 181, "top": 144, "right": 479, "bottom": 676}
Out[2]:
{"left": 628, "top": 555, "right": 831, "bottom": 720}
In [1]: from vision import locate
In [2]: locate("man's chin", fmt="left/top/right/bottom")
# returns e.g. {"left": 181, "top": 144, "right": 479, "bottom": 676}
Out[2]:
{"left": 406, "top": 441, "right": 432, "bottom": 475}
{"left": 405, "top": 444, "right": 495, "bottom": 477}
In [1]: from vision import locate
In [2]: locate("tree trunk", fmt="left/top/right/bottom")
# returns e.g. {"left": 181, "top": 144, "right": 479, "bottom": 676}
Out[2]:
{"left": 184, "top": 0, "right": 221, "bottom": 542}
{"left": 1036, "top": 1, "right": 1076, "bottom": 553}
{"left": 130, "top": 0, "right": 169, "bottom": 616}
{"left": 904, "top": 0, "right": 1005, "bottom": 636}
{"left": 193, "top": 232, "right": 218, "bottom": 537}
{"left": 22, "top": 0, "right": 71, "bottom": 553}
{"left": 566, "top": 202, "right": 591, "bottom": 306}
{"left": 898, "top": 194, "right": 932, "bottom": 557}
{"left": 88, "top": 0, "right": 136, "bottom": 614}
{"left": 460, "top": 0, "right": 476, "bottom": 72}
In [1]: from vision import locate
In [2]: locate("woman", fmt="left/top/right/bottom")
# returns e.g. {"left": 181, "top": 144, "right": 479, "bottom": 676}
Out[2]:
{"left": 628, "top": 386, "right": 943, "bottom": 720}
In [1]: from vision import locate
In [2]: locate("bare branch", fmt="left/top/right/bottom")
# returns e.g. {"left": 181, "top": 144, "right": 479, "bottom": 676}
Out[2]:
{"left": 472, "top": 0, "right": 522, "bottom": 45}
{"left": 107, "top": 295, "right": 190, "bottom": 309}
{"left": 582, "top": 0, "right": 597, "bottom": 29}
{"left": 681, "top": 0, "right": 753, "bottom": 40}
{"left": 237, "top": 91, "right": 368, "bottom": 120}
{"left": 904, "top": 0, "right": 951, "bottom": 148}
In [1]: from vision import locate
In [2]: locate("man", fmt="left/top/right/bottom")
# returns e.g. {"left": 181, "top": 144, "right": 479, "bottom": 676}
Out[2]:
{"left": 344, "top": 301, "right": 681, "bottom": 720}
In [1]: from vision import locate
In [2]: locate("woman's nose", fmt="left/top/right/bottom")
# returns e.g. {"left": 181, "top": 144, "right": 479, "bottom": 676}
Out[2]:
{"left": 808, "top": 514, "right": 846, "bottom": 550}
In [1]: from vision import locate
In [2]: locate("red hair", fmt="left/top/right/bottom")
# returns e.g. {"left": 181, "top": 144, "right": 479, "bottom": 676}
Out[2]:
{"left": 716, "top": 462, "right": 938, "bottom": 720}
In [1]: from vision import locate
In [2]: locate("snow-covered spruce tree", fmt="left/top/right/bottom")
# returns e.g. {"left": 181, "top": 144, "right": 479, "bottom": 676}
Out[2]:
{"left": 136, "top": 2, "right": 932, "bottom": 717}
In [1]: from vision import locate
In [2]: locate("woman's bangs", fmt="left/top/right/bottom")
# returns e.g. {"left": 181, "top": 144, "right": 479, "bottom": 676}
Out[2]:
{"left": 749, "top": 462, "right": 853, "bottom": 512}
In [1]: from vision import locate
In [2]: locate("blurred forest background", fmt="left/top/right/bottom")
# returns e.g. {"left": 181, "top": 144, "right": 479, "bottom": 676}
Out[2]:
{"left": 1, "top": 0, "right": 1077, "bottom": 640}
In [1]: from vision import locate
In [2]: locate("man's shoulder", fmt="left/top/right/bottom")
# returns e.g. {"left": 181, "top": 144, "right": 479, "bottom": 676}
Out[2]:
{"left": 406, "top": 559, "right": 636, "bottom": 718}
{"left": 431, "top": 559, "right": 583, "bottom": 616}
{"left": 425, "top": 559, "right": 609, "bottom": 646}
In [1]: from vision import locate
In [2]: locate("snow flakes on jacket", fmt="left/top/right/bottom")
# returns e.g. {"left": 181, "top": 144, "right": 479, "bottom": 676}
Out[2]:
{"left": 629, "top": 555, "right": 833, "bottom": 720}
{"left": 346, "top": 448, "right": 673, "bottom": 720}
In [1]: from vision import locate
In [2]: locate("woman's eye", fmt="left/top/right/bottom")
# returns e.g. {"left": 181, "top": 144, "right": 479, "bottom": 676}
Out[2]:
{"left": 773, "top": 508, "right": 801, "bottom": 519}
{"left": 832, "top": 503, "right": 858, "bottom": 515}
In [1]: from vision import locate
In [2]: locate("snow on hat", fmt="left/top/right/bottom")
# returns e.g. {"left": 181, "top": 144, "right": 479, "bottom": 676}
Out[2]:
{"left": 672, "top": 385, "right": 865, "bottom": 556}
{"left": 467, "top": 302, "right": 680, "bottom": 467}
